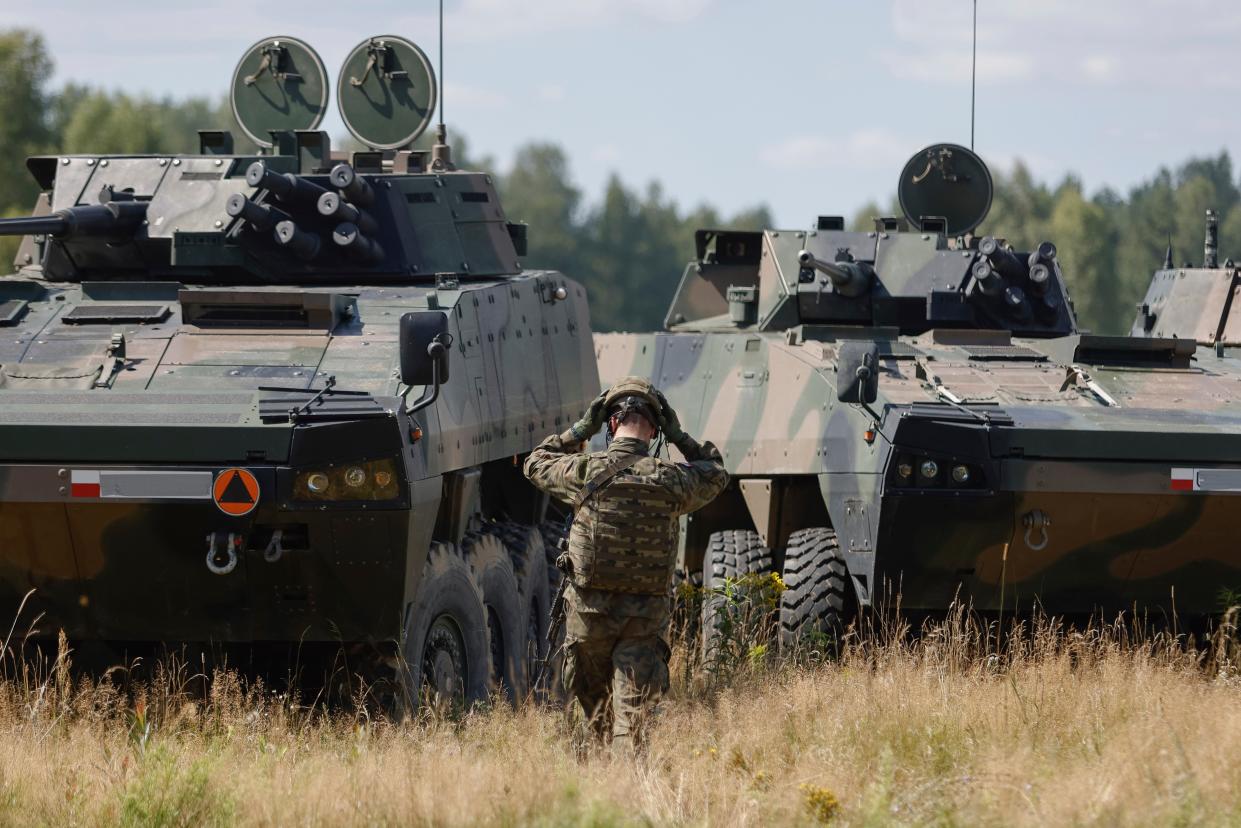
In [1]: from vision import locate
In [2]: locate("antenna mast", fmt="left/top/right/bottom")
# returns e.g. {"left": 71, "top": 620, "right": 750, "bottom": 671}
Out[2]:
{"left": 431, "top": 0, "right": 455, "bottom": 170}
{"left": 970, "top": 0, "right": 977, "bottom": 150}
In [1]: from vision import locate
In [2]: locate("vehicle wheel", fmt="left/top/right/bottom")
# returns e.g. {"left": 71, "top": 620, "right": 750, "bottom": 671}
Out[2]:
{"left": 495, "top": 522, "right": 551, "bottom": 696}
{"left": 465, "top": 531, "right": 527, "bottom": 703}
{"left": 701, "top": 530, "right": 773, "bottom": 660}
{"left": 401, "top": 542, "right": 490, "bottom": 710}
{"left": 778, "top": 527, "right": 850, "bottom": 653}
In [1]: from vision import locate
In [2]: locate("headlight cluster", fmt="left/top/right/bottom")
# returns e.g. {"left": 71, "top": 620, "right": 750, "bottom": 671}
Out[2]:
{"left": 890, "top": 452, "right": 985, "bottom": 490}
{"left": 293, "top": 458, "right": 401, "bottom": 502}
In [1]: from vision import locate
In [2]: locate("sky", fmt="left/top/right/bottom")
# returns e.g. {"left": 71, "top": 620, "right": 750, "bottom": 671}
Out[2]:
{"left": 2, "top": 0, "right": 1240, "bottom": 226}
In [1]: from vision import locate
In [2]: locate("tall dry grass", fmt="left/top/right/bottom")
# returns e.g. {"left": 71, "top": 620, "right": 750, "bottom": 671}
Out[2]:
{"left": 0, "top": 609, "right": 1238, "bottom": 826}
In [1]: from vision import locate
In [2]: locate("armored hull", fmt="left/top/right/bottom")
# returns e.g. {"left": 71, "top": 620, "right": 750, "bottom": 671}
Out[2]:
{"left": 0, "top": 35, "right": 599, "bottom": 703}
{"left": 598, "top": 148, "right": 1241, "bottom": 635}
{"left": 600, "top": 326, "right": 1241, "bottom": 617}
{"left": 0, "top": 274, "right": 594, "bottom": 647}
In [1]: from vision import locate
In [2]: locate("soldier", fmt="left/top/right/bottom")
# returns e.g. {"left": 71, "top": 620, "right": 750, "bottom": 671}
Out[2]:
{"left": 523, "top": 377, "right": 728, "bottom": 753}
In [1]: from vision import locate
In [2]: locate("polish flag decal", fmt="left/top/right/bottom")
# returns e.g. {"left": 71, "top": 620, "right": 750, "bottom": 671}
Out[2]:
{"left": 1170, "top": 468, "right": 1195, "bottom": 492}
{"left": 70, "top": 470, "right": 101, "bottom": 498}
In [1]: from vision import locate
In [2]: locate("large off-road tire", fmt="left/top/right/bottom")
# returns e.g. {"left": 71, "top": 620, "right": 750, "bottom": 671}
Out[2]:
{"left": 465, "top": 532, "right": 527, "bottom": 703}
{"left": 495, "top": 521, "right": 551, "bottom": 694}
{"left": 402, "top": 542, "right": 490, "bottom": 709}
{"left": 701, "top": 530, "right": 773, "bottom": 660}
{"left": 778, "top": 527, "right": 849, "bottom": 652}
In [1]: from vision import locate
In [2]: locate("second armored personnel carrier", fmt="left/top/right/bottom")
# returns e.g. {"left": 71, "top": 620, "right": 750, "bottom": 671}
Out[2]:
{"left": 0, "top": 36, "right": 597, "bottom": 704}
{"left": 598, "top": 144, "right": 1241, "bottom": 644}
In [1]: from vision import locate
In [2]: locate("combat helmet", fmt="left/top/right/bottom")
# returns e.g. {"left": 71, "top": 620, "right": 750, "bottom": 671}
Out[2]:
{"left": 603, "top": 376, "right": 662, "bottom": 427}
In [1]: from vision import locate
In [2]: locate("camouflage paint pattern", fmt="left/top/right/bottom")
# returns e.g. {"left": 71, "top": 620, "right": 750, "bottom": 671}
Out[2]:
{"left": 525, "top": 432, "right": 723, "bottom": 745}
{"left": 599, "top": 220, "right": 1241, "bottom": 617}
{"left": 562, "top": 599, "right": 670, "bottom": 748}
{"left": 524, "top": 432, "right": 728, "bottom": 595}
{"left": 0, "top": 113, "right": 598, "bottom": 649}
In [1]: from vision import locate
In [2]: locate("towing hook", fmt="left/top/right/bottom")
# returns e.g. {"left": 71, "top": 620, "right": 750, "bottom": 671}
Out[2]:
{"left": 206, "top": 531, "right": 241, "bottom": 575}
{"left": 263, "top": 529, "right": 285, "bottom": 563}
{"left": 1022, "top": 510, "right": 1051, "bottom": 552}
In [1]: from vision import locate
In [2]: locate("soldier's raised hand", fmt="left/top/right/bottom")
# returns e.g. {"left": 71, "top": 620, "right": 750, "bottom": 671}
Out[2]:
{"left": 653, "top": 389, "right": 686, "bottom": 443}
{"left": 570, "top": 389, "right": 610, "bottom": 442}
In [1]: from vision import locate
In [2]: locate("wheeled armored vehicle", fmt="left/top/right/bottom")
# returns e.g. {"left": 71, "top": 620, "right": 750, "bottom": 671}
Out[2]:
{"left": 598, "top": 144, "right": 1241, "bottom": 641}
{"left": 0, "top": 36, "right": 597, "bottom": 703}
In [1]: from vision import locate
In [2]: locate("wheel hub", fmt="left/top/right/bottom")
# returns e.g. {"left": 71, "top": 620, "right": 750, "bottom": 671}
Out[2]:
{"left": 422, "top": 614, "right": 466, "bottom": 701}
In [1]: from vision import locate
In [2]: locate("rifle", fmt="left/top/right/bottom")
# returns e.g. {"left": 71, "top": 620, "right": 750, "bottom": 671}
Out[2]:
{"left": 532, "top": 549, "right": 571, "bottom": 692}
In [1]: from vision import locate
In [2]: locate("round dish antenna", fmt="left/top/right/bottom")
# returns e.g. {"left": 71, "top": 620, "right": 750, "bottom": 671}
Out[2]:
{"left": 230, "top": 36, "right": 329, "bottom": 148}
{"left": 898, "top": 143, "right": 993, "bottom": 236}
{"left": 337, "top": 35, "right": 438, "bottom": 150}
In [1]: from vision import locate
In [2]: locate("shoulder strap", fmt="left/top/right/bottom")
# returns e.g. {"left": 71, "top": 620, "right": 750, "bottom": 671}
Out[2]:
{"left": 572, "top": 452, "right": 644, "bottom": 515}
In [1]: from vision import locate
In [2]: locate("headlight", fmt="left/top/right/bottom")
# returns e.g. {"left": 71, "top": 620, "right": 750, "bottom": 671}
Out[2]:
{"left": 294, "top": 458, "right": 401, "bottom": 502}
{"left": 890, "top": 452, "right": 985, "bottom": 490}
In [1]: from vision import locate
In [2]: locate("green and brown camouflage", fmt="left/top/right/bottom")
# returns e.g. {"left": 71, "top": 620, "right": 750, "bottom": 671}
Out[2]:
{"left": 0, "top": 36, "right": 599, "bottom": 699}
{"left": 598, "top": 144, "right": 1241, "bottom": 624}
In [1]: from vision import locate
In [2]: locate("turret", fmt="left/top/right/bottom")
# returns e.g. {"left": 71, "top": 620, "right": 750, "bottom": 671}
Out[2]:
{"left": 664, "top": 143, "right": 1077, "bottom": 338}
{"left": 6, "top": 35, "right": 525, "bottom": 285}
{"left": 1132, "top": 208, "right": 1240, "bottom": 344}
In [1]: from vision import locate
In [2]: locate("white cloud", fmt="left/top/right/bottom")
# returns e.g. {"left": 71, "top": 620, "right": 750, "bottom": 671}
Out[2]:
{"left": 537, "top": 84, "right": 566, "bottom": 102}
{"left": 444, "top": 82, "right": 508, "bottom": 110}
{"left": 758, "top": 129, "right": 909, "bottom": 171}
{"left": 886, "top": 0, "right": 1241, "bottom": 90}
{"left": 398, "top": 0, "right": 715, "bottom": 42}
{"left": 590, "top": 144, "right": 622, "bottom": 164}
{"left": 1081, "top": 55, "right": 1118, "bottom": 83}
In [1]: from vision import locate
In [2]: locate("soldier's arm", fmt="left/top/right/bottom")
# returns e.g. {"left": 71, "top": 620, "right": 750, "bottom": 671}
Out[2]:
{"left": 664, "top": 435, "right": 729, "bottom": 514}
{"left": 522, "top": 429, "right": 591, "bottom": 504}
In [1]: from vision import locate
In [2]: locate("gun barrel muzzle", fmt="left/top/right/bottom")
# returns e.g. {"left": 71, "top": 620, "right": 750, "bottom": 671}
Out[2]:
{"left": 329, "top": 164, "right": 375, "bottom": 208}
{"left": 273, "top": 220, "right": 321, "bottom": 261}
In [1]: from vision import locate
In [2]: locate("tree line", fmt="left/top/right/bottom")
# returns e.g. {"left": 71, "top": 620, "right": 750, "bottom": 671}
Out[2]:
{"left": 1, "top": 28, "right": 1236, "bottom": 334}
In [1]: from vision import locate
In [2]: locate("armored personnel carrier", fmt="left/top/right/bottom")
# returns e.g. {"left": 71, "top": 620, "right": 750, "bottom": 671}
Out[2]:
{"left": 598, "top": 144, "right": 1241, "bottom": 644}
{"left": 0, "top": 36, "right": 598, "bottom": 704}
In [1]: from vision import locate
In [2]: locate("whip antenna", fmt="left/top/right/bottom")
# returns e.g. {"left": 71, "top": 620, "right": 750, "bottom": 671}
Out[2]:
{"left": 431, "top": 0, "right": 455, "bottom": 169}
{"left": 444, "top": 0, "right": 449, "bottom": 127}
{"left": 970, "top": 0, "right": 977, "bottom": 150}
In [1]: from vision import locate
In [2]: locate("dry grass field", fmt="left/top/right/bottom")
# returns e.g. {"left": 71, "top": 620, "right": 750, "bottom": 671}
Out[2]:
{"left": 0, "top": 609, "right": 1239, "bottom": 827}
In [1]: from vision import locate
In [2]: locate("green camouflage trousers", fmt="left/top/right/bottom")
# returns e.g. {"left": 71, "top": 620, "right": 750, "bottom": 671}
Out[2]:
{"left": 563, "top": 601, "right": 671, "bottom": 750}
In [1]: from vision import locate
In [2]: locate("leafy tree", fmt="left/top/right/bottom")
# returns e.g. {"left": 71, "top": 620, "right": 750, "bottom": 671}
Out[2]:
{"left": 0, "top": 30, "right": 54, "bottom": 215}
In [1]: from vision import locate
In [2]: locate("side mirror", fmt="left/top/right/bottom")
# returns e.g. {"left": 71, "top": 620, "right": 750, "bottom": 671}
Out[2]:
{"left": 399, "top": 311, "right": 452, "bottom": 386}
{"left": 836, "top": 340, "right": 880, "bottom": 405}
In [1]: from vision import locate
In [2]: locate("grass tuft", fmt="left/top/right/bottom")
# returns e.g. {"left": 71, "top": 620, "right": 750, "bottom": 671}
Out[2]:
{"left": 0, "top": 604, "right": 1233, "bottom": 825}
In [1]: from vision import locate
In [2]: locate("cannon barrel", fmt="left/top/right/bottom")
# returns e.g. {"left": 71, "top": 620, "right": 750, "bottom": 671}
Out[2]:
{"left": 797, "top": 250, "right": 874, "bottom": 298}
{"left": 329, "top": 164, "right": 374, "bottom": 208}
{"left": 226, "top": 194, "right": 290, "bottom": 231}
{"left": 0, "top": 202, "right": 147, "bottom": 239}
{"left": 332, "top": 222, "right": 384, "bottom": 264}
{"left": 246, "top": 162, "right": 329, "bottom": 205}
{"left": 317, "top": 192, "right": 378, "bottom": 236}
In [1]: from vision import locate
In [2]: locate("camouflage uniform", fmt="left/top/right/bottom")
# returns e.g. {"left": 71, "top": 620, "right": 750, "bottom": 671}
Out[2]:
{"left": 524, "top": 429, "right": 727, "bottom": 749}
